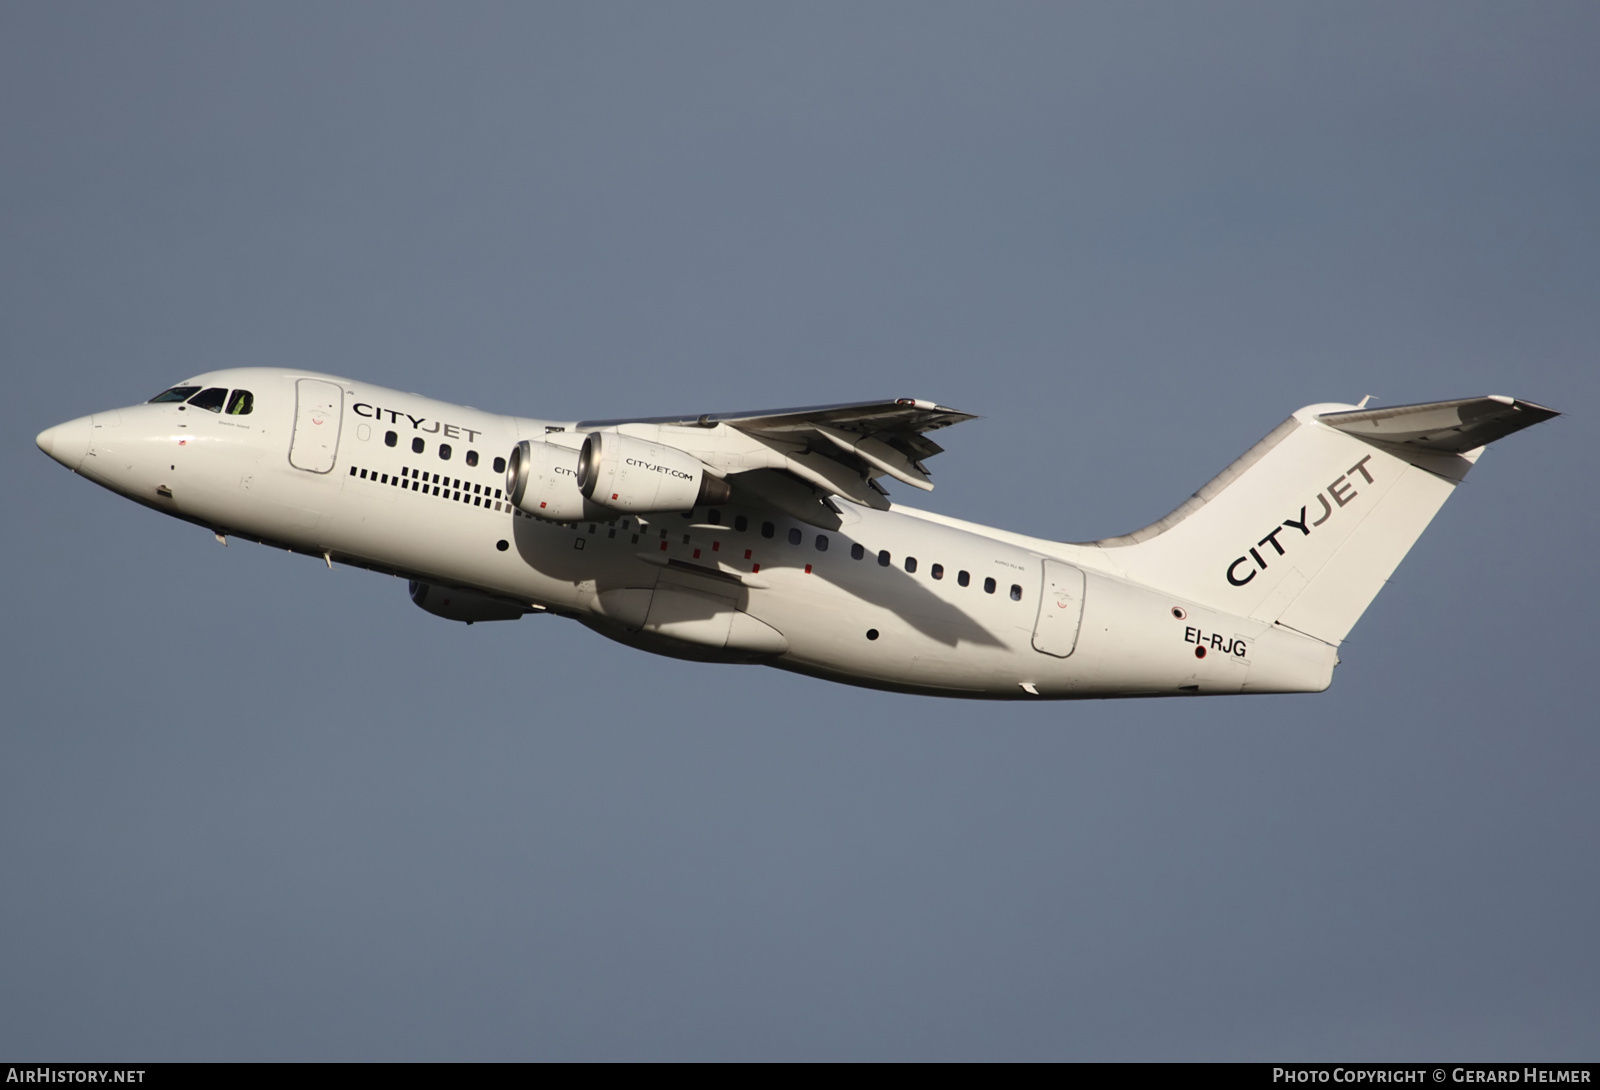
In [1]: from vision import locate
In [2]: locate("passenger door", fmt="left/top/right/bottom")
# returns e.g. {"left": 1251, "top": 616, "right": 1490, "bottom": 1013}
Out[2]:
{"left": 288, "top": 378, "right": 344, "bottom": 473}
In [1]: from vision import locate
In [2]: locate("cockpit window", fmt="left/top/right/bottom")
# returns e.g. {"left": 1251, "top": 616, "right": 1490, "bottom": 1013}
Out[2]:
{"left": 225, "top": 389, "right": 254, "bottom": 415}
{"left": 149, "top": 385, "right": 201, "bottom": 403}
{"left": 187, "top": 387, "right": 228, "bottom": 413}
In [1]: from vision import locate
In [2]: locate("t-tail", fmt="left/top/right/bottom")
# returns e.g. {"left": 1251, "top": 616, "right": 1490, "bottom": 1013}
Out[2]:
{"left": 1085, "top": 396, "right": 1559, "bottom": 646}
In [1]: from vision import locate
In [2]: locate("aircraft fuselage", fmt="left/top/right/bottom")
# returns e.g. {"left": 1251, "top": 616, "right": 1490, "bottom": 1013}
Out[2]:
{"left": 45, "top": 366, "right": 1468, "bottom": 700}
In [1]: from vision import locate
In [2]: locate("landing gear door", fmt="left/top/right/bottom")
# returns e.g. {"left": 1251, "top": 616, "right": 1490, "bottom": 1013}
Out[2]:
{"left": 1032, "top": 558, "right": 1085, "bottom": 658}
{"left": 289, "top": 378, "right": 344, "bottom": 473}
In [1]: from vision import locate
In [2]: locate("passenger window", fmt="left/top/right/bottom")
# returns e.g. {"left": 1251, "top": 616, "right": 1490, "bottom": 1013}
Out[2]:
{"left": 761, "top": 522, "right": 775, "bottom": 539}
{"left": 958, "top": 571, "right": 971, "bottom": 587}
{"left": 904, "top": 557, "right": 918, "bottom": 573}
{"left": 187, "top": 387, "right": 228, "bottom": 413}
{"left": 439, "top": 444, "right": 452, "bottom": 460}
{"left": 148, "top": 385, "right": 201, "bottom": 403}
{"left": 412, "top": 438, "right": 425, "bottom": 454}
{"left": 984, "top": 577, "right": 997, "bottom": 594}
{"left": 1010, "top": 584, "right": 1023, "bottom": 601}
{"left": 878, "top": 550, "right": 891, "bottom": 567}
{"left": 851, "top": 543, "right": 865, "bottom": 560}
{"left": 466, "top": 450, "right": 479, "bottom": 467}
{"left": 787, "top": 527, "right": 802, "bottom": 545}
{"left": 493, "top": 456, "right": 506, "bottom": 474}
{"left": 815, "top": 535, "right": 828, "bottom": 551}
{"left": 735, "top": 515, "right": 748, "bottom": 532}
{"left": 225, "top": 390, "right": 254, "bottom": 415}
{"left": 708, "top": 509, "right": 721, "bottom": 525}
{"left": 384, "top": 431, "right": 398, "bottom": 447}
{"left": 931, "top": 564, "right": 944, "bottom": 580}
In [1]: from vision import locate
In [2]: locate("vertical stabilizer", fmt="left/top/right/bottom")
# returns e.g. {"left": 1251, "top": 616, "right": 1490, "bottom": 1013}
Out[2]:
{"left": 1085, "top": 397, "right": 1557, "bottom": 646}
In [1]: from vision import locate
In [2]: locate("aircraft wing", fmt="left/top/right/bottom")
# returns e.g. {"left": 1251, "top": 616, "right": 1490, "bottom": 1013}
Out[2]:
{"left": 577, "top": 398, "right": 977, "bottom": 523}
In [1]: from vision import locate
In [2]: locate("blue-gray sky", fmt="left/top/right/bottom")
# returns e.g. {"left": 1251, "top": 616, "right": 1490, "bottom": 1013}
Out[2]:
{"left": 3, "top": 2, "right": 1595, "bottom": 1060}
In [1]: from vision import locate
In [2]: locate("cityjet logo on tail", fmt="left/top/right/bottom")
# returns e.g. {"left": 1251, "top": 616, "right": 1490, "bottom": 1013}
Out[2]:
{"left": 1226, "top": 455, "right": 1374, "bottom": 587}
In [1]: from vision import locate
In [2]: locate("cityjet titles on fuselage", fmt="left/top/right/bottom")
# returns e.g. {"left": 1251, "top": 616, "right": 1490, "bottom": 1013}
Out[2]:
{"left": 352, "top": 402, "right": 482, "bottom": 443}
{"left": 1225, "top": 455, "right": 1375, "bottom": 587}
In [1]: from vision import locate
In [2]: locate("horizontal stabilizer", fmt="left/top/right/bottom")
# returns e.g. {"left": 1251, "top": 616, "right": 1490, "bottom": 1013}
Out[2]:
{"left": 1319, "top": 396, "right": 1559, "bottom": 454}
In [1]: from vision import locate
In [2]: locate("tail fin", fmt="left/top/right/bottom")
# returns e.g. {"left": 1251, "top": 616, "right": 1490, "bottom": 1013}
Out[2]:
{"left": 1086, "top": 396, "right": 1558, "bottom": 645}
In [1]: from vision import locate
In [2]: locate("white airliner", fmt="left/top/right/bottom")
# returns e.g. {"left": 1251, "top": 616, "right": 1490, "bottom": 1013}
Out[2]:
{"left": 36, "top": 370, "right": 1556, "bottom": 699}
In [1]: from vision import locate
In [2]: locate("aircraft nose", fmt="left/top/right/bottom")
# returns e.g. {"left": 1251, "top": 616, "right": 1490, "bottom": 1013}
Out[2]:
{"left": 36, "top": 415, "right": 94, "bottom": 471}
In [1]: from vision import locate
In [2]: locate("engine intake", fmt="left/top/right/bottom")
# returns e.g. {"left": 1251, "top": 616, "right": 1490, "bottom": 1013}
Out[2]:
{"left": 505, "top": 439, "right": 605, "bottom": 521}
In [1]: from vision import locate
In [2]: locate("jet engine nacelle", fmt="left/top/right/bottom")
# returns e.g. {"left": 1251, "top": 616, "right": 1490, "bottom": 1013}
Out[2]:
{"left": 409, "top": 580, "right": 527, "bottom": 624}
{"left": 576, "top": 432, "right": 731, "bottom": 514}
{"left": 505, "top": 438, "right": 606, "bottom": 521}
